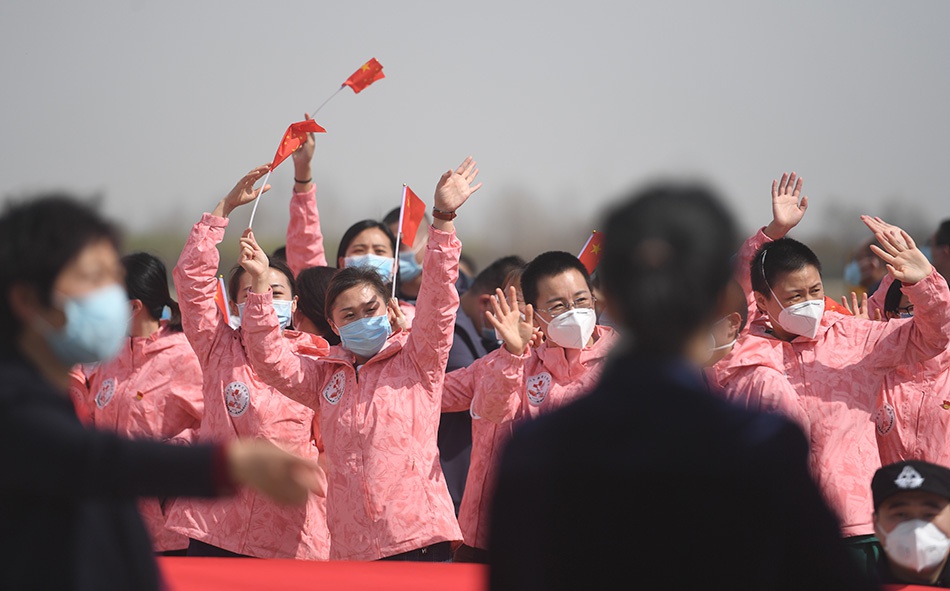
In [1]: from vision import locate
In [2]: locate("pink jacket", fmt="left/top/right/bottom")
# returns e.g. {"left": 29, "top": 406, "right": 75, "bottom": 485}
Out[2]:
{"left": 286, "top": 186, "right": 327, "bottom": 276}
{"left": 67, "top": 325, "right": 203, "bottom": 552}
{"left": 164, "top": 212, "right": 331, "bottom": 559}
{"left": 867, "top": 275, "right": 950, "bottom": 466}
{"left": 719, "top": 229, "right": 950, "bottom": 537}
{"left": 439, "top": 326, "right": 617, "bottom": 549}
{"left": 241, "top": 225, "right": 463, "bottom": 561}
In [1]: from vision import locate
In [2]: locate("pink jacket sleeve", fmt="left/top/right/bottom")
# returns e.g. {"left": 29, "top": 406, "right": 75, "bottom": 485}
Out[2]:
{"left": 402, "top": 225, "right": 461, "bottom": 392}
{"left": 67, "top": 364, "right": 94, "bottom": 425}
{"left": 241, "top": 290, "right": 330, "bottom": 412}
{"left": 861, "top": 269, "right": 950, "bottom": 369}
{"left": 735, "top": 228, "right": 773, "bottom": 326}
{"left": 722, "top": 365, "right": 810, "bottom": 433}
{"left": 286, "top": 186, "right": 327, "bottom": 276}
{"left": 867, "top": 274, "right": 895, "bottom": 319}
{"left": 441, "top": 365, "right": 476, "bottom": 413}
{"left": 161, "top": 349, "right": 205, "bottom": 445}
{"left": 469, "top": 348, "right": 530, "bottom": 424}
{"left": 173, "top": 213, "right": 231, "bottom": 367}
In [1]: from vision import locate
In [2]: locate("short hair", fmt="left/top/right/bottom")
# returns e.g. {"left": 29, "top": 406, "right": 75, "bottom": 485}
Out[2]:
{"left": 122, "top": 252, "right": 182, "bottom": 332}
{"left": 227, "top": 257, "right": 296, "bottom": 304}
{"left": 0, "top": 195, "right": 121, "bottom": 348}
{"left": 295, "top": 266, "right": 340, "bottom": 345}
{"left": 883, "top": 279, "right": 905, "bottom": 316}
{"left": 324, "top": 266, "right": 390, "bottom": 321}
{"left": 749, "top": 238, "right": 823, "bottom": 298}
{"left": 521, "top": 252, "right": 593, "bottom": 309}
{"left": 336, "top": 219, "right": 397, "bottom": 267}
{"left": 600, "top": 182, "right": 738, "bottom": 356}
{"left": 469, "top": 255, "right": 527, "bottom": 297}
{"left": 935, "top": 219, "right": 950, "bottom": 247}
{"left": 270, "top": 245, "right": 287, "bottom": 261}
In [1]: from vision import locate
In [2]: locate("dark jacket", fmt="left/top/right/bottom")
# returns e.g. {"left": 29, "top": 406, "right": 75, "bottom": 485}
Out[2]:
{"left": 488, "top": 351, "right": 881, "bottom": 591}
{"left": 0, "top": 352, "right": 220, "bottom": 591}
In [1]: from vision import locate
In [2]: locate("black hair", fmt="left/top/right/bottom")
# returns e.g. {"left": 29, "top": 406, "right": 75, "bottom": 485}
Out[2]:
{"left": 335, "top": 220, "right": 397, "bottom": 268}
{"left": 324, "top": 266, "right": 390, "bottom": 321}
{"left": 883, "top": 279, "right": 905, "bottom": 316}
{"left": 0, "top": 195, "right": 121, "bottom": 349}
{"left": 271, "top": 245, "right": 287, "bottom": 261}
{"left": 935, "top": 219, "right": 950, "bottom": 248}
{"left": 295, "top": 266, "right": 341, "bottom": 345}
{"left": 521, "top": 251, "right": 593, "bottom": 309}
{"left": 601, "top": 182, "right": 738, "bottom": 356}
{"left": 749, "top": 238, "right": 823, "bottom": 299}
{"left": 122, "top": 252, "right": 182, "bottom": 332}
{"left": 469, "top": 255, "right": 527, "bottom": 297}
{"left": 227, "top": 257, "right": 297, "bottom": 305}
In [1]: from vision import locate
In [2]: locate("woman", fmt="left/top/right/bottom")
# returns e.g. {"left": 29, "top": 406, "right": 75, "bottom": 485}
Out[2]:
{"left": 69, "top": 252, "right": 203, "bottom": 555}
{"left": 0, "top": 195, "right": 320, "bottom": 590}
{"left": 239, "top": 157, "right": 481, "bottom": 560}
{"left": 164, "top": 165, "right": 331, "bottom": 559}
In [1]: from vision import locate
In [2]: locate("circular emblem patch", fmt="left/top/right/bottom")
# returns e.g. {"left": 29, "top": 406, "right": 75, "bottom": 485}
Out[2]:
{"left": 526, "top": 372, "right": 553, "bottom": 406}
{"left": 224, "top": 381, "right": 251, "bottom": 417}
{"left": 873, "top": 403, "right": 896, "bottom": 436}
{"left": 323, "top": 370, "right": 346, "bottom": 405}
{"left": 95, "top": 378, "right": 116, "bottom": 409}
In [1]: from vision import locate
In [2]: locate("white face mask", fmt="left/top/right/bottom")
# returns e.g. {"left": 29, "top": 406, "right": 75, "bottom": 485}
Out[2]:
{"left": 703, "top": 318, "right": 737, "bottom": 364}
{"left": 768, "top": 287, "right": 824, "bottom": 339}
{"left": 880, "top": 519, "right": 950, "bottom": 573}
{"left": 539, "top": 308, "right": 596, "bottom": 349}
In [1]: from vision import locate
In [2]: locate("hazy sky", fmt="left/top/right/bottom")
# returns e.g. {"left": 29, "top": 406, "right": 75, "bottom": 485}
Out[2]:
{"left": 2, "top": 0, "right": 949, "bottom": 267}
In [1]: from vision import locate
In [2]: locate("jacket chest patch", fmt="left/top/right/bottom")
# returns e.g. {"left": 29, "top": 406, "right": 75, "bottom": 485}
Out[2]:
{"left": 95, "top": 378, "right": 116, "bottom": 409}
{"left": 323, "top": 370, "right": 346, "bottom": 405}
{"left": 224, "top": 381, "right": 251, "bottom": 417}
{"left": 874, "top": 403, "right": 896, "bottom": 436}
{"left": 526, "top": 372, "right": 553, "bottom": 406}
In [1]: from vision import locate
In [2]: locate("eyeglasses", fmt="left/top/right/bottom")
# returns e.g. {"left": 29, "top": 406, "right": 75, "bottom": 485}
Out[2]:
{"left": 537, "top": 295, "right": 596, "bottom": 317}
{"left": 897, "top": 304, "right": 915, "bottom": 316}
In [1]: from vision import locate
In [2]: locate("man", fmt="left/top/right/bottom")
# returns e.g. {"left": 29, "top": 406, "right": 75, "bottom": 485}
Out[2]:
{"left": 872, "top": 460, "right": 950, "bottom": 586}
{"left": 488, "top": 182, "right": 877, "bottom": 591}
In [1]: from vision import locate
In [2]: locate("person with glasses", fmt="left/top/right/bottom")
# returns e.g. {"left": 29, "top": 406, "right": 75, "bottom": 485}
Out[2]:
{"left": 445, "top": 250, "right": 617, "bottom": 427}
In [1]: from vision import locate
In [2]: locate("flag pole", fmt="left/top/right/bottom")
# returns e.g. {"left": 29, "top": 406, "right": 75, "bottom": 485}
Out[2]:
{"left": 310, "top": 86, "right": 344, "bottom": 119}
{"left": 246, "top": 169, "right": 273, "bottom": 229}
{"left": 577, "top": 230, "right": 596, "bottom": 258}
{"left": 391, "top": 185, "right": 408, "bottom": 300}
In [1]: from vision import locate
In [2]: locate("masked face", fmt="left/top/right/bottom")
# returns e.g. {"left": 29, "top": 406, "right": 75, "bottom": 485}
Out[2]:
{"left": 338, "top": 315, "right": 392, "bottom": 358}
{"left": 344, "top": 254, "right": 395, "bottom": 283}
{"left": 236, "top": 299, "right": 294, "bottom": 330}
{"left": 538, "top": 308, "right": 597, "bottom": 349}
{"left": 397, "top": 240, "right": 426, "bottom": 282}
{"left": 36, "top": 284, "right": 131, "bottom": 365}
{"left": 757, "top": 263, "right": 824, "bottom": 340}
{"left": 879, "top": 519, "right": 950, "bottom": 573}
{"left": 330, "top": 283, "right": 393, "bottom": 358}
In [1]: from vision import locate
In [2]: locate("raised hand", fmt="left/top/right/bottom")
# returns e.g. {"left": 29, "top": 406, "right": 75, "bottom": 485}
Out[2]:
{"left": 292, "top": 113, "right": 316, "bottom": 185}
{"left": 840, "top": 291, "right": 881, "bottom": 321}
{"left": 227, "top": 439, "right": 323, "bottom": 505}
{"left": 239, "top": 229, "right": 270, "bottom": 288}
{"left": 861, "top": 215, "right": 908, "bottom": 249}
{"left": 433, "top": 156, "right": 482, "bottom": 214}
{"left": 485, "top": 286, "right": 535, "bottom": 355}
{"left": 388, "top": 298, "right": 409, "bottom": 333}
{"left": 868, "top": 220, "right": 933, "bottom": 285}
{"left": 214, "top": 165, "right": 272, "bottom": 218}
{"left": 764, "top": 171, "right": 808, "bottom": 240}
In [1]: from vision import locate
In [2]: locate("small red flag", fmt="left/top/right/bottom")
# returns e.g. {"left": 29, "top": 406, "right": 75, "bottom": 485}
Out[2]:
{"left": 577, "top": 230, "right": 604, "bottom": 275}
{"left": 824, "top": 296, "right": 853, "bottom": 316}
{"left": 214, "top": 276, "right": 230, "bottom": 319}
{"left": 270, "top": 119, "right": 326, "bottom": 171}
{"left": 343, "top": 58, "right": 385, "bottom": 94}
{"left": 398, "top": 185, "right": 426, "bottom": 249}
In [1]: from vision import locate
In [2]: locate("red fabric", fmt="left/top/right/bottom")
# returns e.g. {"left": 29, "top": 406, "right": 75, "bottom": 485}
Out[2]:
{"left": 399, "top": 185, "right": 426, "bottom": 248}
{"left": 270, "top": 119, "right": 327, "bottom": 171}
{"left": 343, "top": 58, "right": 385, "bottom": 94}
{"left": 159, "top": 557, "right": 487, "bottom": 591}
{"left": 824, "top": 295, "right": 853, "bottom": 315}
{"left": 577, "top": 230, "right": 604, "bottom": 274}
{"left": 214, "top": 276, "right": 229, "bottom": 319}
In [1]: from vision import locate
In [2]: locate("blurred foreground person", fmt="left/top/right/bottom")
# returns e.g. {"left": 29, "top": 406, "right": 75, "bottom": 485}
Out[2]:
{"left": 488, "top": 183, "right": 878, "bottom": 591}
{"left": 0, "top": 195, "right": 322, "bottom": 591}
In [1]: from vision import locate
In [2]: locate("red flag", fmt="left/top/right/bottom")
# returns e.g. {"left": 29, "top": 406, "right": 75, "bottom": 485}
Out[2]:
{"left": 398, "top": 185, "right": 426, "bottom": 249}
{"left": 824, "top": 296, "right": 853, "bottom": 316}
{"left": 343, "top": 58, "right": 385, "bottom": 94}
{"left": 215, "top": 276, "right": 230, "bottom": 319}
{"left": 270, "top": 119, "right": 326, "bottom": 171}
{"left": 577, "top": 230, "right": 604, "bottom": 275}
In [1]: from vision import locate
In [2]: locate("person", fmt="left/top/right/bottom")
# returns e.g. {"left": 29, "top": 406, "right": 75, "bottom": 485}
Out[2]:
{"left": 382, "top": 205, "right": 430, "bottom": 301}
{"left": 239, "top": 157, "right": 481, "bottom": 561}
{"left": 335, "top": 219, "right": 398, "bottom": 281}
{"left": 0, "top": 195, "right": 322, "bottom": 591}
{"left": 850, "top": 237, "right": 888, "bottom": 297}
{"left": 165, "top": 165, "right": 331, "bottom": 560}
{"left": 872, "top": 460, "right": 950, "bottom": 586}
{"left": 68, "top": 252, "right": 204, "bottom": 555}
{"left": 487, "top": 182, "right": 879, "bottom": 591}
{"left": 722, "top": 172, "right": 950, "bottom": 565}
{"left": 293, "top": 265, "right": 340, "bottom": 345}
{"left": 438, "top": 254, "right": 526, "bottom": 517}
{"left": 929, "top": 219, "right": 950, "bottom": 280}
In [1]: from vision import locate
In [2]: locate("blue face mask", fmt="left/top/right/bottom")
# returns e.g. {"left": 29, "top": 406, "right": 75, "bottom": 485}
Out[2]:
{"left": 398, "top": 250, "right": 423, "bottom": 282}
{"left": 236, "top": 299, "right": 294, "bottom": 330}
{"left": 37, "top": 284, "right": 131, "bottom": 366}
{"left": 338, "top": 314, "right": 392, "bottom": 358}
{"left": 843, "top": 259, "right": 861, "bottom": 286}
{"left": 344, "top": 254, "right": 395, "bottom": 283}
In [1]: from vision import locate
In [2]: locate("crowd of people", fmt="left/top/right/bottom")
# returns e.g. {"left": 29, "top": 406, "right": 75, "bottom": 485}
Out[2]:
{"left": 3, "top": 126, "right": 950, "bottom": 590}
